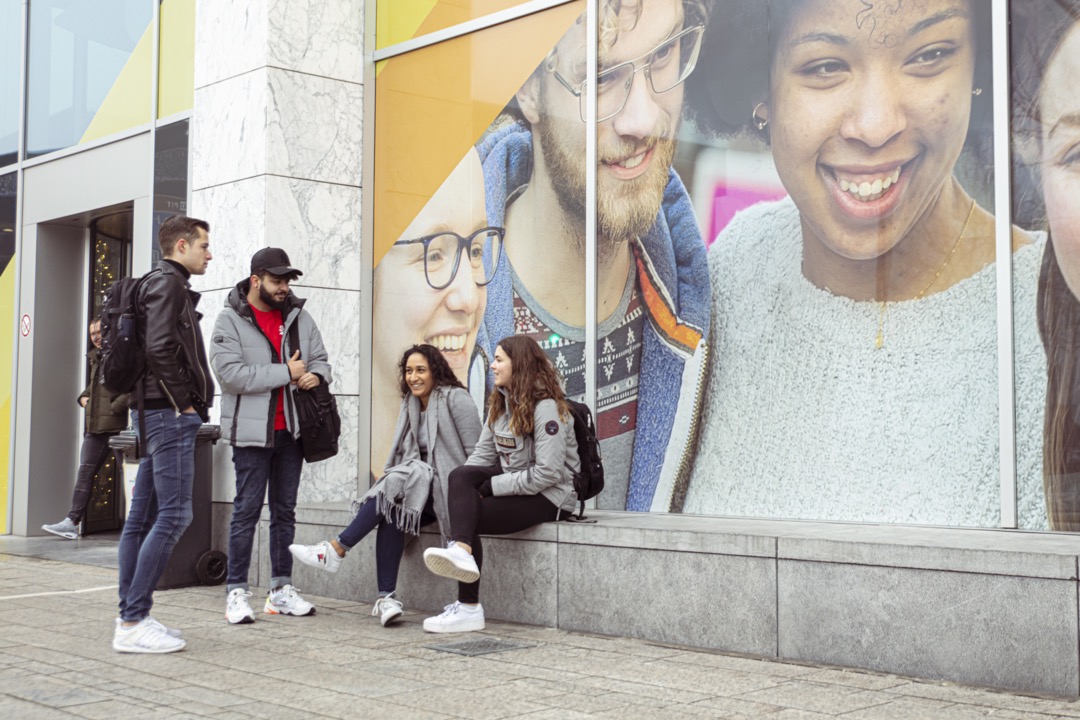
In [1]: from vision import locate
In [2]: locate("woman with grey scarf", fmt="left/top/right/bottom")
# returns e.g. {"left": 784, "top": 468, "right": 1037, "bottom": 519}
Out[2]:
{"left": 289, "top": 344, "right": 482, "bottom": 626}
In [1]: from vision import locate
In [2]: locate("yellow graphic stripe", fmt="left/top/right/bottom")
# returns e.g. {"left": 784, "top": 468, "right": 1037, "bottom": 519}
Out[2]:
{"left": 0, "top": 259, "right": 15, "bottom": 534}
{"left": 79, "top": 19, "right": 153, "bottom": 144}
{"left": 158, "top": 0, "right": 195, "bottom": 117}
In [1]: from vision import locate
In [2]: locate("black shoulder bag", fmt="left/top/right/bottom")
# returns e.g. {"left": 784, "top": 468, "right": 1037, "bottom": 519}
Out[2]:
{"left": 287, "top": 320, "right": 341, "bottom": 463}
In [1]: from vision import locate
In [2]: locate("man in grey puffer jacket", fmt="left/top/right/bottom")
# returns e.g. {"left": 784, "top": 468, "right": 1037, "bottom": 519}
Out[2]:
{"left": 210, "top": 248, "right": 333, "bottom": 625}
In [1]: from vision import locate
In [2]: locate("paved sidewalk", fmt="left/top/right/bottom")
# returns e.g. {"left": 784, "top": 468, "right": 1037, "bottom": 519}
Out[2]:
{"left": 3, "top": 548, "right": 1080, "bottom": 719}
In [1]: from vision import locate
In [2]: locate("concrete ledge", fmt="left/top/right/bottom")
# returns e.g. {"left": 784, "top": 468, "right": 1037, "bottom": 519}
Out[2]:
{"left": 223, "top": 503, "right": 1080, "bottom": 696}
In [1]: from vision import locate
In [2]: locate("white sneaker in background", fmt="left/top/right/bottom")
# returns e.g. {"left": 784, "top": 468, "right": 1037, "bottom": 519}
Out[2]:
{"left": 372, "top": 594, "right": 404, "bottom": 627}
{"left": 226, "top": 588, "right": 256, "bottom": 625}
{"left": 42, "top": 518, "right": 79, "bottom": 540}
{"left": 264, "top": 584, "right": 315, "bottom": 616}
{"left": 422, "top": 601, "right": 485, "bottom": 634}
{"left": 422, "top": 542, "right": 480, "bottom": 584}
{"left": 289, "top": 541, "right": 343, "bottom": 574}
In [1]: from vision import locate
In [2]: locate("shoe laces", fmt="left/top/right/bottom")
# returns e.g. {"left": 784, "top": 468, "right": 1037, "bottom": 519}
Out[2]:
{"left": 373, "top": 593, "right": 403, "bottom": 616}
{"left": 437, "top": 601, "right": 462, "bottom": 619}
{"left": 228, "top": 589, "right": 253, "bottom": 607}
{"left": 274, "top": 584, "right": 303, "bottom": 601}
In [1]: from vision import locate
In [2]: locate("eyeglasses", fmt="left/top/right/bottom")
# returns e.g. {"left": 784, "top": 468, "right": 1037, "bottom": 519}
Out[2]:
{"left": 548, "top": 24, "right": 704, "bottom": 123}
{"left": 393, "top": 226, "right": 505, "bottom": 291}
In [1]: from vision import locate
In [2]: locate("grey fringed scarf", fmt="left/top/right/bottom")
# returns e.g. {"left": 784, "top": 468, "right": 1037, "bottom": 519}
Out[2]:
{"left": 358, "top": 395, "right": 434, "bottom": 535}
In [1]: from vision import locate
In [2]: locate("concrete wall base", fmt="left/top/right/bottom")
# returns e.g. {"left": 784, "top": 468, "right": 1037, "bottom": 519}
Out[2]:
{"left": 213, "top": 504, "right": 1080, "bottom": 697}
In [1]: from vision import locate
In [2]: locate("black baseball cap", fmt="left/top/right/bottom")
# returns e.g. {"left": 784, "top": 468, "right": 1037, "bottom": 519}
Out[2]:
{"left": 250, "top": 247, "right": 303, "bottom": 277}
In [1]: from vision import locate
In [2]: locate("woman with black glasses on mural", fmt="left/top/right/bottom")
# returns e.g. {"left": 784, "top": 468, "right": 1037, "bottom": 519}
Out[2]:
{"left": 421, "top": 335, "right": 579, "bottom": 633}
{"left": 369, "top": 147, "right": 503, "bottom": 477}
{"left": 672, "top": 0, "right": 1047, "bottom": 528}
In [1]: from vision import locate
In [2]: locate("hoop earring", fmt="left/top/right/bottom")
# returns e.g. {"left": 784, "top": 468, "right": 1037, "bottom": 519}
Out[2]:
{"left": 972, "top": 87, "right": 983, "bottom": 96}
{"left": 752, "top": 102, "right": 769, "bottom": 131}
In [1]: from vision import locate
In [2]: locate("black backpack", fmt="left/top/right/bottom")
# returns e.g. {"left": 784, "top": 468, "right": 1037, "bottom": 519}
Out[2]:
{"left": 287, "top": 321, "right": 341, "bottom": 463}
{"left": 99, "top": 270, "right": 157, "bottom": 393}
{"left": 565, "top": 399, "right": 604, "bottom": 521}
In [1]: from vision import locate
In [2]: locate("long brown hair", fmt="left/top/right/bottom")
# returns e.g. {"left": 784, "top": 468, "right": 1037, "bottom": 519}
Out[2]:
{"left": 1016, "top": 0, "right": 1080, "bottom": 530}
{"left": 396, "top": 344, "right": 464, "bottom": 398}
{"left": 487, "top": 335, "right": 568, "bottom": 436}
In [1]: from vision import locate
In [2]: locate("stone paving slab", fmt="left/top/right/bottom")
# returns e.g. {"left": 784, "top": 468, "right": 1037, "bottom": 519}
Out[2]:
{"left": 4, "top": 550, "right": 1080, "bottom": 719}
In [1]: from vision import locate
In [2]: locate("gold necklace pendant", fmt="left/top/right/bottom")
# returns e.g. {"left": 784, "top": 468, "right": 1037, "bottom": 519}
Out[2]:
{"left": 873, "top": 198, "right": 977, "bottom": 350}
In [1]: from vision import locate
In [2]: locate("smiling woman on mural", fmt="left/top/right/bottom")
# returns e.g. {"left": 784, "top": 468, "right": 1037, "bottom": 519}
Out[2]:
{"left": 1013, "top": 0, "right": 1080, "bottom": 531}
{"left": 676, "top": 0, "right": 1048, "bottom": 527}
{"left": 371, "top": 148, "right": 500, "bottom": 475}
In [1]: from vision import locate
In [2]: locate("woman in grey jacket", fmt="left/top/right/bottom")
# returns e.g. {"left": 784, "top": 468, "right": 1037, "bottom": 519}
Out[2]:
{"left": 422, "top": 335, "right": 579, "bottom": 633}
{"left": 289, "top": 344, "right": 481, "bottom": 625}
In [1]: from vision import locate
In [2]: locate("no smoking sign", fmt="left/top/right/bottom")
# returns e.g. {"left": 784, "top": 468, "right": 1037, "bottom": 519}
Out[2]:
{"left": 20, "top": 314, "right": 30, "bottom": 337}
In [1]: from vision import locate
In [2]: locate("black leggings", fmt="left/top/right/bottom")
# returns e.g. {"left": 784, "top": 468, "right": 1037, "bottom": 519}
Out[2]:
{"left": 447, "top": 464, "right": 567, "bottom": 604}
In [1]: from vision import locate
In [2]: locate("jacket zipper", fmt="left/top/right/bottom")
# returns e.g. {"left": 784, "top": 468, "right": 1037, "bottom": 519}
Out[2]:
{"left": 666, "top": 340, "right": 710, "bottom": 513}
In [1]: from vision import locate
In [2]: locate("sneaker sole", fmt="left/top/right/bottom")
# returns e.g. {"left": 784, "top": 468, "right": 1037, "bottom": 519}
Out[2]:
{"left": 112, "top": 639, "right": 187, "bottom": 653}
{"left": 264, "top": 605, "right": 316, "bottom": 616}
{"left": 227, "top": 613, "right": 255, "bottom": 625}
{"left": 380, "top": 608, "right": 403, "bottom": 627}
{"left": 423, "top": 553, "right": 480, "bottom": 584}
{"left": 422, "top": 618, "right": 485, "bottom": 633}
{"left": 42, "top": 528, "right": 78, "bottom": 540}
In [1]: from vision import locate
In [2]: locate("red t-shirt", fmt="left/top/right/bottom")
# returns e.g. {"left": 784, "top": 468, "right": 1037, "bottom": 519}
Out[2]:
{"left": 251, "top": 306, "right": 287, "bottom": 431}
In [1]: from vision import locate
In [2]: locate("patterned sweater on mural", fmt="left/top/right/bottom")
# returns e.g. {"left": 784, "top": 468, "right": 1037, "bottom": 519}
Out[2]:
{"left": 684, "top": 196, "right": 1048, "bottom": 529}
{"left": 476, "top": 122, "right": 711, "bottom": 512}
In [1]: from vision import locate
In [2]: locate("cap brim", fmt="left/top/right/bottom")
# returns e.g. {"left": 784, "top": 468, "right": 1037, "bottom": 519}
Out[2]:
{"left": 262, "top": 265, "right": 303, "bottom": 277}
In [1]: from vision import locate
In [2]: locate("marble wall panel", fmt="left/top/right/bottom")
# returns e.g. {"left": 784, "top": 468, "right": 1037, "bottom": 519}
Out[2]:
{"left": 268, "top": 0, "right": 364, "bottom": 83}
{"left": 266, "top": 68, "right": 362, "bottom": 186}
{"left": 190, "top": 177, "right": 268, "bottom": 292}
{"left": 291, "top": 287, "right": 361, "bottom": 396}
{"left": 194, "top": 0, "right": 269, "bottom": 89}
{"left": 265, "top": 176, "right": 362, "bottom": 291}
{"left": 297, "top": 394, "right": 362, "bottom": 503}
{"left": 192, "top": 71, "right": 269, "bottom": 191}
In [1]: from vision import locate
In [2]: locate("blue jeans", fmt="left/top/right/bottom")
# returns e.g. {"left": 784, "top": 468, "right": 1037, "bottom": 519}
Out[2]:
{"left": 118, "top": 410, "right": 201, "bottom": 623}
{"left": 338, "top": 496, "right": 436, "bottom": 596}
{"left": 227, "top": 430, "right": 304, "bottom": 592}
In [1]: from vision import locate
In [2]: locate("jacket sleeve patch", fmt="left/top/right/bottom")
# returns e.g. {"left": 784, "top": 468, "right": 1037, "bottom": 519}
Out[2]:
{"left": 545, "top": 420, "right": 559, "bottom": 436}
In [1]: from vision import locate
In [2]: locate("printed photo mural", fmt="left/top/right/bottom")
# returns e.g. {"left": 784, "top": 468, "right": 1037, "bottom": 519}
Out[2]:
{"left": 372, "top": 0, "right": 1076, "bottom": 531}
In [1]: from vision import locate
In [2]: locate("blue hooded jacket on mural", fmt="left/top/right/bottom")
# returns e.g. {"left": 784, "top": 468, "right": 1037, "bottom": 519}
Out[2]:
{"left": 475, "top": 122, "right": 711, "bottom": 512}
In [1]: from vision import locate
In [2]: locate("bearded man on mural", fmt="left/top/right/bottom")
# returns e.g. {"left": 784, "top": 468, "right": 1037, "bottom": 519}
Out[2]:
{"left": 476, "top": 0, "right": 711, "bottom": 512}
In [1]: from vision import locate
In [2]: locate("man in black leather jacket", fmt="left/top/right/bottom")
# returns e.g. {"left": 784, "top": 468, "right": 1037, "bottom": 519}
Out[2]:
{"left": 114, "top": 215, "right": 215, "bottom": 654}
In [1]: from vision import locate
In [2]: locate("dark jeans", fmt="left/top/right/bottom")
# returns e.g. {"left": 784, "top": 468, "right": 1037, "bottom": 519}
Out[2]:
{"left": 446, "top": 464, "right": 566, "bottom": 604}
{"left": 118, "top": 409, "right": 201, "bottom": 622}
{"left": 338, "top": 496, "right": 436, "bottom": 596}
{"left": 227, "top": 430, "right": 304, "bottom": 592}
{"left": 67, "top": 432, "right": 118, "bottom": 524}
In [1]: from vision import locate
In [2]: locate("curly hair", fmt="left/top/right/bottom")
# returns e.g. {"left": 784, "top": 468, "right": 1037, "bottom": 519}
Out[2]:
{"left": 487, "top": 335, "right": 569, "bottom": 436}
{"left": 396, "top": 344, "right": 465, "bottom": 398}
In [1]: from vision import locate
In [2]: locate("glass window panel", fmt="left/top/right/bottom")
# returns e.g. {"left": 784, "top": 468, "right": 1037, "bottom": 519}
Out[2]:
{"left": 158, "top": 0, "right": 194, "bottom": 117}
{"left": 1010, "top": 0, "right": 1080, "bottom": 532}
{"left": 376, "top": 0, "right": 531, "bottom": 50}
{"left": 152, "top": 119, "right": 188, "bottom": 266}
{"left": 370, "top": 3, "right": 583, "bottom": 476}
{"left": 0, "top": 0, "right": 21, "bottom": 167}
{"left": 667, "top": 0, "right": 1008, "bottom": 527}
{"left": 26, "top": 0, "right": 153, "bottom": 158}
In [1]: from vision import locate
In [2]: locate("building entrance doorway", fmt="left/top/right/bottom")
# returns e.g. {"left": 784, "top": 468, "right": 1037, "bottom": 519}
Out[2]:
{"left": 82, "top": 210, "right": 132, "bottom": 535}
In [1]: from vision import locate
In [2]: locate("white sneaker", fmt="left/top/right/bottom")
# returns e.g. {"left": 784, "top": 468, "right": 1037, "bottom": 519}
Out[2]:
{"left": 289, "top": 541, "right": 343, "bottom": 574}
{"left": 264, "top": 584, "right": 315, "bottom": 616}
{"left": 226, "top": 588, "right": 255, "bottom": 625}
{"left": 113, "top": 617, "right": 187, "bottom": 653}
{"left": 423, "top": 602, "right": 485, "bottom": 634}
{"left": 372, "top": 594, "right": 404, "bottom": 627}
{"left": 423, "top": 542, "right": 480, "bottom": 584}
{"left": 117, "top": 616, "right": 182, "bottom": 639}
{"left": 42, "top": 518, "right": 78, "bottom": 539}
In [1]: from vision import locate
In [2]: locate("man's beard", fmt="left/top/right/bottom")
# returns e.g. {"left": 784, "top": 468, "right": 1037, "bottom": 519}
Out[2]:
{"left": 535, "top": 95, "right": 676, "bottom": 261}
{"left": 259, "top": 285, "right": 287, "bottom": 310}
